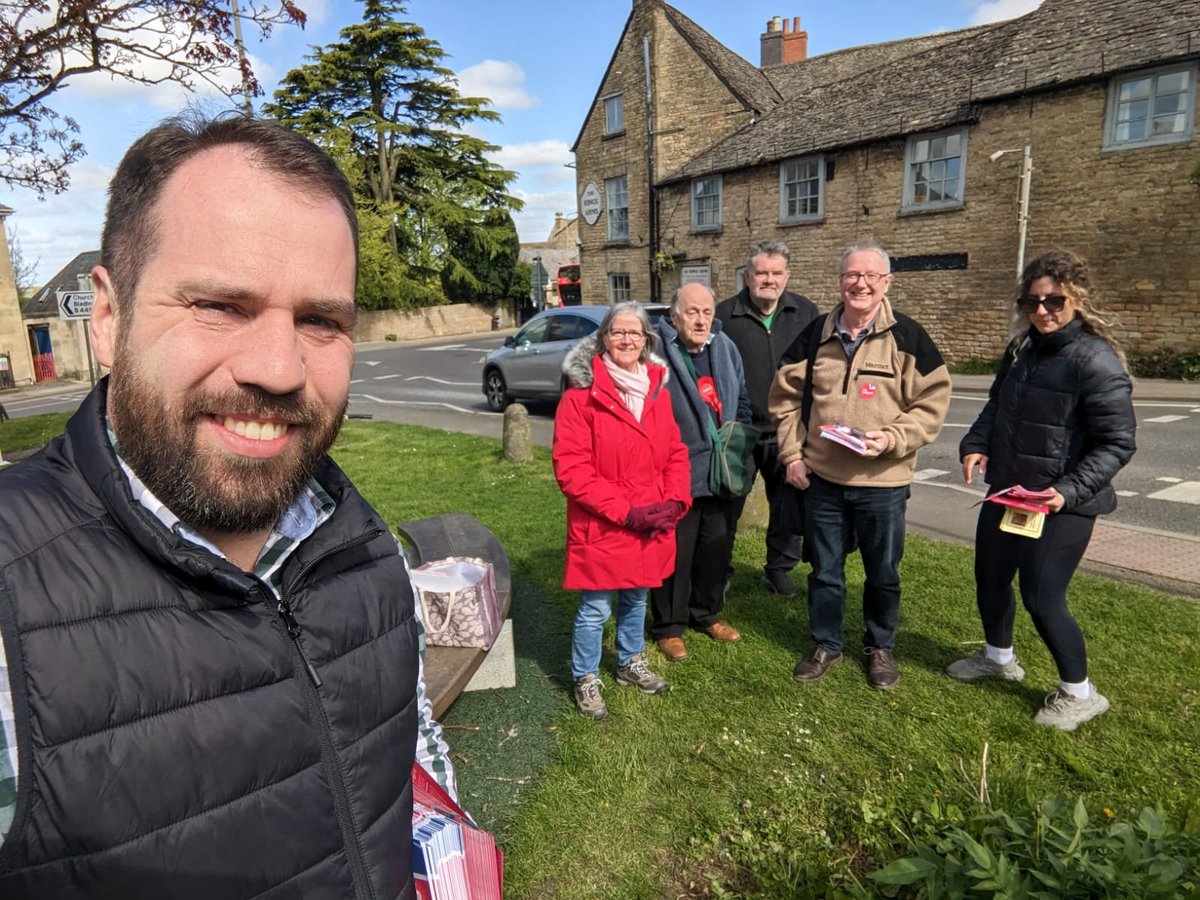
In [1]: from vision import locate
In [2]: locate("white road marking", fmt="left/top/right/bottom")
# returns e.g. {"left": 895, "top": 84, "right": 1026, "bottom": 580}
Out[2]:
{"left": 1144, "top": 414, "right": 1190, "bottom": 423}
{"left": 912, "top": 468, "right": 950, "bottom": 482}
{"left": 405, "top": 376, "right": 477, "bottom": 386}
{"left": 373, "top": 373, "right": 402, "bottom": 380}
{"left": 1116, "top": 490, "right": 1138, "bottom": 497}
{"left": 1147, "top": 481, "right": 1200, "bottom": 504}
{"left": 1156, "top": 477, "right": 1183, "bottom": 484}
{"left": 416, "top": 344, "right": 466, "bottom": 351}
{"left": 354, "top": 394, "right": 495, "bottom": 415}
{"left": 360, "top": 360, "right": 381, "bottom": 367}
{"left": 941, "top": 422, "right": 970, "bottom": 428}
{"left": 349, "top": 379, "right": 364, "bottom": 384}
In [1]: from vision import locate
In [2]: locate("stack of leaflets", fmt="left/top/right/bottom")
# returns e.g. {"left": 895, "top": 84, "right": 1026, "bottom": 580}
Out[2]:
{"left": 818, "top": 422, "right": 870, "bottom": 455}
{"left": 412, "top": 764, "right": 503, "bottom": 899}
{"left": 984, "top": 485, "right": 1055, "bottom": 514}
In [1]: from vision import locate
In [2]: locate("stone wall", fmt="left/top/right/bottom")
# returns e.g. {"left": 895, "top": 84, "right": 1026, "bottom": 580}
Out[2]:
{"left": 0, "top": 219, "right": 34, "bottom": 386}
{"left": 354, "top": 302, "right": 512, "bottom": 344}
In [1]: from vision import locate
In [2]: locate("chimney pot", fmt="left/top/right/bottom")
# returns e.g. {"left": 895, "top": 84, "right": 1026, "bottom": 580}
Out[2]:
{"left": 780, "top": 15, "right": 808, "bottom": 64}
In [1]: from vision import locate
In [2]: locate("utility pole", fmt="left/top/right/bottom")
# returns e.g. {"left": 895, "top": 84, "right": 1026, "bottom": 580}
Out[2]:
{"left": 230, "top": 0, "right": 253, "bottom": 114}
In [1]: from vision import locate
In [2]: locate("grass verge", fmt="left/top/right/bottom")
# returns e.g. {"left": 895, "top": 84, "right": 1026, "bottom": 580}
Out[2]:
{"left": 0, "top": 412, "right": 71, "bottom": 455}
{"left": 330, "top": 421, "right": 1200, "bottom": 899}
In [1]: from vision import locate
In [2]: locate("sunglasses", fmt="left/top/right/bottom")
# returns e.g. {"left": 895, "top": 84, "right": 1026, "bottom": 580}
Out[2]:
{"left": 1018, "top": 293, "right": 1067, "bottom": 314}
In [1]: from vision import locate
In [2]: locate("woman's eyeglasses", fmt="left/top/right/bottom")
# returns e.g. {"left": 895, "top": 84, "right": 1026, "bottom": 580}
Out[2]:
{"left": 1018, "top": 294, "right": 1067, "bottom": 314}
{"left": 607, "top": 329, "right": 645, "bottom": 341}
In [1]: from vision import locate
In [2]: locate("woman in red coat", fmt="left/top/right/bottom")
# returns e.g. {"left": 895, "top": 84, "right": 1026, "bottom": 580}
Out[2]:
{"left": 553, "top": 303, "right": 692, "bottom": 720}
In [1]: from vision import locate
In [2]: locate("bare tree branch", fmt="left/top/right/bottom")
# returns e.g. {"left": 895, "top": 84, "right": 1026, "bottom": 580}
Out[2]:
{"left": 0, "top": 0, "right": 306, "bottom": 196}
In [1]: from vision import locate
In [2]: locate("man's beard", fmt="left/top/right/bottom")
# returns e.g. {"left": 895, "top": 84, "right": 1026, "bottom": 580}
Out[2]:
{"left": 107, "top": 360, "right": 346, "bottom": 536}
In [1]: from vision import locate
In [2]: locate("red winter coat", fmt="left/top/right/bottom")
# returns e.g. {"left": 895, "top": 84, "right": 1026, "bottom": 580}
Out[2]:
{"left": 553, "top": 349, "right": 692, "bottom": 591}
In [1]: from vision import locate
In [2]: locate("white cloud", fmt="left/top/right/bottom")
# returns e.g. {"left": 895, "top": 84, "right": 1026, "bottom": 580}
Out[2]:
{"left": 491, "top": 140, "right": 571, "bottom": 170}
{"left": 511, "top": 188, "right": 577, "bottom": 244}
{"left": 455, "top": 60, "right": 538, "bottom": 111}
{"left": 968, "top": 0, "right": 1043, "bottom": 25}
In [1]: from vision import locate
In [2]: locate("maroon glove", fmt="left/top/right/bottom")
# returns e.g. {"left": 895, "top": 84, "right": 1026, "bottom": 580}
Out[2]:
{"left": 625, "top": 505, "right": 661, "bottom": 533}
{"left": 643, "top": 507, "right": 678, "bottom": 532}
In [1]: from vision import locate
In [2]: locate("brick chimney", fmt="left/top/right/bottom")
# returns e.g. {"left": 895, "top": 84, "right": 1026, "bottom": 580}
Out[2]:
{"left": 780, "top": 16, "right": 808, "bottom": 64}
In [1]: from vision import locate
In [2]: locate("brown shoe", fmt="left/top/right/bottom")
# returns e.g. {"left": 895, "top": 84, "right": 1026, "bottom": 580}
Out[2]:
{"left": 792, "top": 647, "right": 843, "bottom": 683}
{"left": 865, "top": 648, "right": 900, "bottom": 690}
{"left": 701, "top": 621, "right": 741, "bottom": 643}
{"left": 656, "top": 636, "right": 689, "bottom": 661}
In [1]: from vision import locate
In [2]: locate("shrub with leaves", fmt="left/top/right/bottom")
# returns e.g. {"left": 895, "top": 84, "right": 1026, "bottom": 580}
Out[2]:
{"left": 868, "top": 795, "right": 1200, "bottom": 898}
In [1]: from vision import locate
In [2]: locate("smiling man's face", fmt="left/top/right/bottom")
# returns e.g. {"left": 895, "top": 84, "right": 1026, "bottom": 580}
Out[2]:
{"left": 92, "top": 145, "right": 358, "bottom": 535}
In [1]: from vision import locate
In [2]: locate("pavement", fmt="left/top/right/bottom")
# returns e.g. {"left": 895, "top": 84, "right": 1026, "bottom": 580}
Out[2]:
{"left": 4, "top": 370, "right": 1199, "bottom": 598}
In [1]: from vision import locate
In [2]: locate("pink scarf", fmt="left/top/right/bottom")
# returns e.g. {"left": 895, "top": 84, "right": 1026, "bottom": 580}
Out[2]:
{"left": 601, "top": 352, "right": 650, "bottom": 422}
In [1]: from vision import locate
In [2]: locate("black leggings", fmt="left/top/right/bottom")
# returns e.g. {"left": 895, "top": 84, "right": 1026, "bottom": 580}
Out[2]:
{"left": 973, "top": 502, "right": 1095, "bottom": 683}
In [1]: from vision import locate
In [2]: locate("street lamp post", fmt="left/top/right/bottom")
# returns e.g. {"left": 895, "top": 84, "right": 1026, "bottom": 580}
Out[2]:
{"left": 989, "top": 144, "right": 1033, "bottom": 279}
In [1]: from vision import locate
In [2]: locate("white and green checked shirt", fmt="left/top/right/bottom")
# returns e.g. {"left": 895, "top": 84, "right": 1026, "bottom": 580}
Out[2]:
{"left": 0, "top": 452, "right": 456, "bottom": 841}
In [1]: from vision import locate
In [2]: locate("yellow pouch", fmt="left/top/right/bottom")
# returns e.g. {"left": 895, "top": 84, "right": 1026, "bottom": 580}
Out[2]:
{"left": 999, "top": 506, "right": 1045, "bottom": 539}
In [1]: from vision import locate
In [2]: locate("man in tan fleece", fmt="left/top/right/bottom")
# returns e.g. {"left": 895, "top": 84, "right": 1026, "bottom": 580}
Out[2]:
{"left": 769, "top": 241, "right": 951, "bottom": 690}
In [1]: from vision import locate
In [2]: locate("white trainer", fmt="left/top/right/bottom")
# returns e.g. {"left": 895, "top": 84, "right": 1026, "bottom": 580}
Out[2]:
{"left": 1034, "top": 688, "right": 1110, "bottom": 731}
{"left": 946, "top": 648, "right": 1025, "bottom": 682}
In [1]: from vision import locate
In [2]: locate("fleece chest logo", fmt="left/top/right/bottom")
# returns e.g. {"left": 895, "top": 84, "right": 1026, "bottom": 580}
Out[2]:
{"left": 860, "top": 383, "right": 878, "bottom": 400}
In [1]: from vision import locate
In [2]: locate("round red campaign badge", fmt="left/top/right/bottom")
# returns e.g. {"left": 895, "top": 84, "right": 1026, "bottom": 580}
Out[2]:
{"left": 860, "top": 382, "right": 877, "bottom": 400}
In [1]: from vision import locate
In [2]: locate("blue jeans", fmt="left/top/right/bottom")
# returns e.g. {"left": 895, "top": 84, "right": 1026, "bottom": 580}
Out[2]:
{"left": 804, "top": 475, "right": 909, "bottom": 653}
{"left": 572, "top": 588, "right": 648, "bottom": 679}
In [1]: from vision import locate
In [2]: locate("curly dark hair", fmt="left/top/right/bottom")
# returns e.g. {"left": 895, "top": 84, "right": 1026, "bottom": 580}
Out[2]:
{"left": 1013, "top": 249, "right": 1127, "bottom": 370}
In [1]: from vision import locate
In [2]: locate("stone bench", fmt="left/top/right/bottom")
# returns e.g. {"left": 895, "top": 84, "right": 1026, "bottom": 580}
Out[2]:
{"left": 397, "top": 513, "right": 514, "bottom": 719}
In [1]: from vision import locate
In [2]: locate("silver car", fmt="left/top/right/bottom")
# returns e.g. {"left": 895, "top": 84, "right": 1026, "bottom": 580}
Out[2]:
{"left": 482, "top": 305, "right": 667, "bottom": 411}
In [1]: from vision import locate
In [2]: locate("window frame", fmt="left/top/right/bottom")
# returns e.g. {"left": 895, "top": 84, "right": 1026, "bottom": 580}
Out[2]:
{"left": 1103, "top": 63, "right": 1197, "bottom": 150}
{"left": 902, "top": 127, "right": 967, "bottom": 213}
{"left": 602, "top": 93, "right": 625, "bottom": 135}
{"left": 690, "top": 175, "right": 723, "bottom": 232}
{"left": 779, "top": 154, "right": 825, "bottom": 223}
{"left": 605, "top": 175, "right": 629, "bottom": 243}
{"left": 608, "top": 273, "right": 632, "bottom": 304}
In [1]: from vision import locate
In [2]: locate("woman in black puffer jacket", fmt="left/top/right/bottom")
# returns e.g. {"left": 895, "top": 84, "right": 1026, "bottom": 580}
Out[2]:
{"left": 948, "top": 249, "right": 1136, "bottom": 732}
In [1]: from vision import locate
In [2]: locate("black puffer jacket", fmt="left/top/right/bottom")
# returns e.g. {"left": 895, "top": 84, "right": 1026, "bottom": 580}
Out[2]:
{"left": 960, "top": 318, "right": 1136, "bottom": 516}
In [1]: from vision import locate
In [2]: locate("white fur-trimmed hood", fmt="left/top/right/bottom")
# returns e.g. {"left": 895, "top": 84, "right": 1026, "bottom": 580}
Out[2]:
{"left": 562, "top": 335, "right": 669, "bottom": 390}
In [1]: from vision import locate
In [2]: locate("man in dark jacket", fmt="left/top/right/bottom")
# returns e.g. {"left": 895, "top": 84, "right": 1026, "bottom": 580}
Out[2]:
{"left": 716, "top": 240, "right": 818, "bottom": 597}
{"left": 651, "top": 283, "right": 753, "bottom": 661}
{"left": 0, "top": 116, "right": 426, "bottom": 898}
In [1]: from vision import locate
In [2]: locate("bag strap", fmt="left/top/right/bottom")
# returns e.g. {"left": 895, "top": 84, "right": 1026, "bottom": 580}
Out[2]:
{"left": 800, "top": 314, "right": 828, "bottom": 431}
{"left": 419, "top": 589, "right": 459, "bottom": 637}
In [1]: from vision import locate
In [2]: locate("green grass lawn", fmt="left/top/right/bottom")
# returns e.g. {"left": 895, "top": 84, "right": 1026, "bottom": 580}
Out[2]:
{"left": 8, "top": 414, "right": 1198, "bottom": 896}
{"left": 330, "top": 421, "right": 1200, "bottom": 898}
{"left": 0, "top": 412, "right": 71, "bottom": 456}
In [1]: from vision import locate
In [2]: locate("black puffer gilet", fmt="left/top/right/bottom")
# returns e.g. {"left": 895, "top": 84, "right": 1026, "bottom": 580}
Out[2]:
{"left": 0, "top": 381, "right": 418, "bottom": 899}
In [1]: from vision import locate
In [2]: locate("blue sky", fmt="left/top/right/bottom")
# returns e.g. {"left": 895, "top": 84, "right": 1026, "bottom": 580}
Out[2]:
{"left": 3, "top": 0, "right": 1041, "bottom": 285}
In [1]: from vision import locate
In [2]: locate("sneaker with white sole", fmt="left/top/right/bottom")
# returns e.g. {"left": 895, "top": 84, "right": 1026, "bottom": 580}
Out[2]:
{"left": 574, "top": 674, "right": 607, "bottom": 720}
{"left": 947, "top": 649, "right": 1025, "bottom": 682}
{"left": 616, "top": 654, "right": 669, "bottom": 694}
{"left": 1034, "top": 687, "right": 1110, "bottom": 731}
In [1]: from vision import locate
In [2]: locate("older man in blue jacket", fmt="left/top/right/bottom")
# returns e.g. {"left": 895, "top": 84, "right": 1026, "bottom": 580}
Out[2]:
{"left": 651, "top": 283, "right": 753, "bottom": 661}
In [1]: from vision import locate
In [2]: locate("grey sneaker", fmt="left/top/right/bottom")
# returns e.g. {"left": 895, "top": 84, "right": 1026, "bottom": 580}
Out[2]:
{"left": 574, "top": 674, "right": 607, "bottom": 720}
{"left": 616, "top": 654, "right": 669, "bottom": 694}
{"left": 947, "top": 649, "right": 1026, "bottom": 682}
{"left": 1034, "top": 687, "right": 1110, "bottom": 731}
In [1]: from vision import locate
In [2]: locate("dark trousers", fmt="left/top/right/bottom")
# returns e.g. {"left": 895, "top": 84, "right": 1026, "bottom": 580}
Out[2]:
{"left": 650, "top": 495, "right": 735, "bottom": 639}
{"left": 729, "top": 436, "right": 805, "bottom": 574}
{"left": 804, "top": 474, "right": 909, "bottom": 653}
{"left": 974, "top": 502, "right": 1094, "bottom": 683}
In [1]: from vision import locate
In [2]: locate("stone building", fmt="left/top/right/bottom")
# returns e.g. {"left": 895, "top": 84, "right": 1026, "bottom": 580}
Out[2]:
{"left": 572, "top": 0, "right": 1200, "bottom": 361}
{"left": 0, "top": 206, "right": 36, "bottom": 389}
{"left": 21, "top": 251, "right": 100, "bottom": 383}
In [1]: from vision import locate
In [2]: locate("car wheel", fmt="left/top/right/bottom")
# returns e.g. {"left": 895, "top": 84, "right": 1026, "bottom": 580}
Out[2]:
{"left": 484, "top": 370, "right": 510, "bottom": 412}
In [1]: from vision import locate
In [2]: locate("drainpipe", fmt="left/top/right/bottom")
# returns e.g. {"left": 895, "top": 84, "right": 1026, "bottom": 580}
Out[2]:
{"left": 643, "top": 36, "right": 658, "bottom": 304}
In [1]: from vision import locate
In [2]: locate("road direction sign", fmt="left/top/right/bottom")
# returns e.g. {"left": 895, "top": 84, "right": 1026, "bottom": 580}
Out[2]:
{"left": 58, "top": 291, "right": 95, "bottom": 319}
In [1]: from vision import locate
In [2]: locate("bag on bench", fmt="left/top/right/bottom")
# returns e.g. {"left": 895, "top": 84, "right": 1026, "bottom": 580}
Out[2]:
{"left": 410, "top": 557, "right": 503, "bottom": 651}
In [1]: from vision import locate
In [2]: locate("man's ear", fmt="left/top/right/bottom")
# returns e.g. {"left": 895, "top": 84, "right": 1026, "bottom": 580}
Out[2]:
{"left": 90, "top": 266, "right": 119, "bottom": 367}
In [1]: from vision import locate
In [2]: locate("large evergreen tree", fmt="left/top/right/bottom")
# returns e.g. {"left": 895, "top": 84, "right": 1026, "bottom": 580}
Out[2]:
{"left": 264, "top": 0, "right": 521, "bottom": 309}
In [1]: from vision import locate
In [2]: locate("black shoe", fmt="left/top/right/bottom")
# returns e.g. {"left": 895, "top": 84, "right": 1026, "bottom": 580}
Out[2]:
{"left": 865, "top": 648, "right": 900, "bottom": 690}
{"left": 793, "top": 647, "right": 843, "bottom": 683}
{"left": 760, "top": 569, "right": 797, "bottom": 597}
